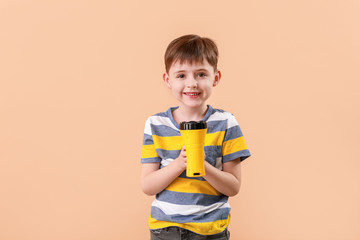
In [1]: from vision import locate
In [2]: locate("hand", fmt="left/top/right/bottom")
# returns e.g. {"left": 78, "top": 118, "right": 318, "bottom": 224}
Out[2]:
{"left": 172, "top": 145, "right": 187, "bottom": 171}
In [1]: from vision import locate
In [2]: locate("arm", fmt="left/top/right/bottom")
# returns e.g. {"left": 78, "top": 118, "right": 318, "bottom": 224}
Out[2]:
{"left": 203, "top": 158, "right": 241, "bottom": 197}
{"left": 141, "top": 146, "right": 187, "bottom": 196}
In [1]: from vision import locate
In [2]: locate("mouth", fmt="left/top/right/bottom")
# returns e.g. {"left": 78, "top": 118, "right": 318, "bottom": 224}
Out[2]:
{"left": 183, "top": 92, "right": 201, "bottom": 96}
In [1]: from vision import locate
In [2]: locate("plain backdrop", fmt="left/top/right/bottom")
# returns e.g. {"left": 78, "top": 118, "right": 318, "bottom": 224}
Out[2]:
{"left": 1, "top": 1, "right": 359, "bottom": 239}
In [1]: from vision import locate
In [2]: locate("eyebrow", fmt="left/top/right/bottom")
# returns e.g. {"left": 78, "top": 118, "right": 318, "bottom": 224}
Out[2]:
{"left": 173, "top": 70, "right": 186, "bottom": 74}
{"left": 195, "top": 68, "right": 210, "bottom": 72}
{"left": 173, "top": 68, "right": 210, "bottom": 74}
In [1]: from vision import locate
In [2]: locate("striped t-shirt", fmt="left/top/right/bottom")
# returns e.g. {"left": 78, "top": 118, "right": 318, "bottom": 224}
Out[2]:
{"left": 141, "top": 105, "right": 251, "bottom": 235}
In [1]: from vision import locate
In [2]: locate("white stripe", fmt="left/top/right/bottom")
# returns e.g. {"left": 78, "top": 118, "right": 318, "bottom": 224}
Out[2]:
{"left": 161, "top": 158, "right": 174, "bottom": 167}
{"left": 149, "top": 115, "right": 178, "bottom": 131}
{"left": 144, "top": 118, "right": 152, "bottom": 135}
{"left": 207, "top": 112, "right": 238, "bottom": 129}
{"left": 152, "top": 199, "right": 230, "bottom": 216}
{"left": 227, "top": 115, "right": 239, "bottom": 129}
{"left": 215, "top": 157, "right": 223, "bottom": 170}
{"left": 207, "top": 111, "right": 232, "bottom": 122}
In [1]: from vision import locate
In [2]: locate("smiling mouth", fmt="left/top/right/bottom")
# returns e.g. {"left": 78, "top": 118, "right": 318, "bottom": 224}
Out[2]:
{"left": 184, "top": 92, "right": 201, "bottom": 96}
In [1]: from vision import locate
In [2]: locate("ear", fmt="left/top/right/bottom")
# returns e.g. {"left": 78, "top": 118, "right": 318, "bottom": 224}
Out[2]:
{"left": 163, "top": 72, "right": 172, "bottom": 88}
{"left": 213, "top": 70, "right": 221, "bottom": 87}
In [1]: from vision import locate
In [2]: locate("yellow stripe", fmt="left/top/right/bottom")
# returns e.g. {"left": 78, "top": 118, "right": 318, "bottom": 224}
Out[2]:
{"left": 166, "top": 177, "right": 222, "bottom": 196}
{"left": 153, "top": 135, "right": 183, "bottom": 150}
{"left": 222, "top": 136, "right": 248, "bottom": 156}
{"left": 141, "top": 144, "right": 158, "bottom": 158}
{"left": 205, "top": 131, "right": 225, "bottom": 146}
{"left": 152, "top": 131, "right": 226, "bottom": 151}
{"left": 148, "top": 214, "right": 230, "bottom": 235}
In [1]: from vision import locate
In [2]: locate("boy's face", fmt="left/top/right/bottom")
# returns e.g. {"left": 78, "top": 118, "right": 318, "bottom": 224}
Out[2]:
{"left": 163, "top": 59, "right": 221, "bottom": 111}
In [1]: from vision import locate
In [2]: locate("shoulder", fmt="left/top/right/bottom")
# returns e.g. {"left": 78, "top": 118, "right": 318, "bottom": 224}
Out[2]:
{"left": 207, "top": 106, "right": 237, "bottom": 123}
{"left": 146, "top": 108, "right": 171, "bottom": 124}
{"left": 144, "top": 107, "right": 179, "bottom": 134}
{"left": 207, "top": 106, "right": 242, "bottom": 131}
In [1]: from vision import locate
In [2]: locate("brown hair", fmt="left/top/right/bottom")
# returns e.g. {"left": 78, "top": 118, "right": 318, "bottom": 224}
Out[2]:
{"left": 164, "top": 34, "right": 219, "bottom": 73}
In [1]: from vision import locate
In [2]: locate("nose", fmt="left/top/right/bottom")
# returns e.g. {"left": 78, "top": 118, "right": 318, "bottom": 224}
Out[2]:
{"left": 186, "top": 76, "right": 197, "bottom": 88}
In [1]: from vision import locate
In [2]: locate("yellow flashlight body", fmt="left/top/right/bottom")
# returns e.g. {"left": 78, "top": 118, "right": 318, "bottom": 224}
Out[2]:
{"left": 179, "top": 121, "right": 207, "bottom": 177}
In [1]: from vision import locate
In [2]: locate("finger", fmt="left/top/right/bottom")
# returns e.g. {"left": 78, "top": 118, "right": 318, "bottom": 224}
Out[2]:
{"left": 180, "top": 150, "right": 186, "bottom": 157}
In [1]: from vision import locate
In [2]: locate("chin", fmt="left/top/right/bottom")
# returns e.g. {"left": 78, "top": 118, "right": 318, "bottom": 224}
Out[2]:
{"left": 183, "top": 102, "right": 206, "bottom": 109}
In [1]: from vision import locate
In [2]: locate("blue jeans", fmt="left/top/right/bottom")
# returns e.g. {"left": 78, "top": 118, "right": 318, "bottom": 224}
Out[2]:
{"left": 150, "top": 226, "right": 230, "bottom": 240}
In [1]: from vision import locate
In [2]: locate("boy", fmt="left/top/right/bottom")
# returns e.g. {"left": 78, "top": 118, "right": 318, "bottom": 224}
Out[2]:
{"left": 141, "top": 34, "right": 251, "bottom": 240}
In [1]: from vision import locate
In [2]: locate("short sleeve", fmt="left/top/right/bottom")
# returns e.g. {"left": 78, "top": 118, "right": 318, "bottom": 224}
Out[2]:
{"left": 222, "top": 115, "right": 251, "bottom": 163}
{"left": 141, "top": 118, "right": 161, "bottom": 163}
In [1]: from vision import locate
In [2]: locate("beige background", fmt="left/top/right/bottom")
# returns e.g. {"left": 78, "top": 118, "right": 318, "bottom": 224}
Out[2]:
{"left": 1, "top": 0, "right": 359, "bottom": 239}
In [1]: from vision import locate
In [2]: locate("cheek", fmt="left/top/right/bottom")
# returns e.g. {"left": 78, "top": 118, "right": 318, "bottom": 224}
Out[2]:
{"left": 199, "top": 83, "right": 213, "bottom": 93}
{"left": 170, "top": 85, "right": 183, "bottom": 96}
{"left": 205, "top": 88, "right": 212, "bottom": 96}
{"left": 171, "top": 82, "right": 184, "bottom": 91}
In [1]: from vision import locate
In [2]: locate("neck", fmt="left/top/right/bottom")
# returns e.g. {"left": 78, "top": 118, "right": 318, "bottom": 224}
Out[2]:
{"left": 173, "top": 104, "right": 208, "bottom": 124}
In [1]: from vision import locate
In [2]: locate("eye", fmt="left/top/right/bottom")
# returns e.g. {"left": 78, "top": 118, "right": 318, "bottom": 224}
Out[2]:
{"left": 197, "top": 72, "right": 207, "bottom": 78}
{"left": 177, "top": 74, "right": 185, "bottom": 79}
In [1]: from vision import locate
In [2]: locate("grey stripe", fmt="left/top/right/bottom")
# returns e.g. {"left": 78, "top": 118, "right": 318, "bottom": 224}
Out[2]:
{"left": 204, "top": 146, "right": 222, "bottom": 166}
{"left": 222, "top": 150, "right": 251, "bottom": 163}
{"left": 157, "top": 149, "right": 181, "bottom": 160}
{"left": 151, "top": 124, "right": 180, "bottom": 137}
{"left": 154, "top": 112, "right": 169, "bottom": 117}
{"left": 141, "top": 157, "right": 162, "bottom": 163}
{"left": 143, "top": 133, "right": 154, "bottom": 145}
{"left": 157, "top": 190, "right": 228, "bottom": 206}
{"left": 206, "top": 120, "right": 227, "bottom": 134}
{"left": 224, "top": 125, "right": 243, "bottom": 142}
{"left": 212, "top": 108, "right": 225, "bottom": 114}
